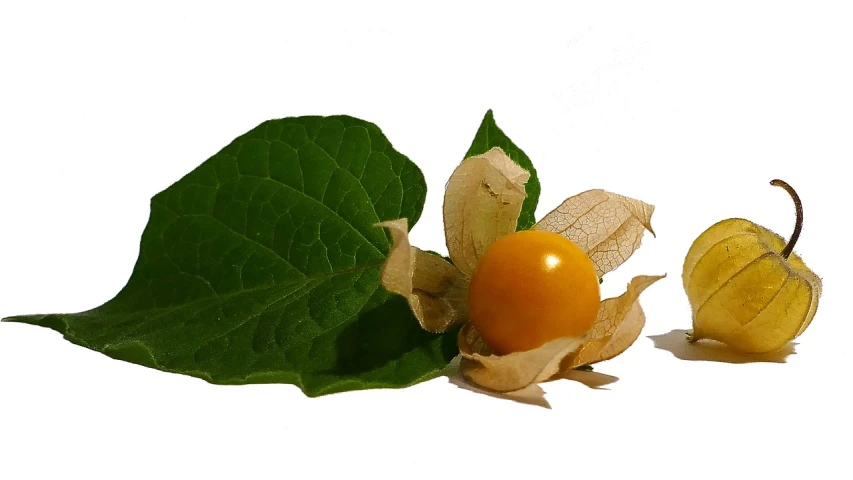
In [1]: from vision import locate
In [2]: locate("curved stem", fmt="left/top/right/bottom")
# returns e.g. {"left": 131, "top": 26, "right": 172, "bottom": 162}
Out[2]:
{"left": 770, "top": 179, "right": 802, "bottom": 260}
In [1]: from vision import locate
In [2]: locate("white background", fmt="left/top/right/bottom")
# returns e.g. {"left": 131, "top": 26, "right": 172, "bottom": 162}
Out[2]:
{"left": 1, "top": 1, "right": 851, "bottom": 478}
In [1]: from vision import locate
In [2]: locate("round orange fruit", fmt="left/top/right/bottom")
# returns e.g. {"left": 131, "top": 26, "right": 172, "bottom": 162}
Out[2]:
{"left": 467, "top": 230, "right": 600, "bottom": 355}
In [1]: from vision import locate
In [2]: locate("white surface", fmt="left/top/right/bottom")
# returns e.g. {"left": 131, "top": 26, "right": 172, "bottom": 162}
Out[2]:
{"left": 1, "top": 1, "right": 851, "bottom": 478}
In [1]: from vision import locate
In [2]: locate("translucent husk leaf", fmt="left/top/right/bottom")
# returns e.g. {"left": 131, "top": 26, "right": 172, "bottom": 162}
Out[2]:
{"left": 377, "top": 218, "right": 469, "bottom": 333}
{"left": 683, "top": 218, "right": 821, "bottom": 353}
{"left": 534, "top": 189, "right": 655, "bottom": 277}
{"left": 446, "top": 356, "right": 552, "bottom": 408}
{"left": 560, "top": 369, "right": 620, "bottom": 389}
{"left": 444, "top": 147, "right": 530, "bottom": 278}
{"left": 458, "top": 323, "right": 585, "bottom": 393}
{"left": 562, "top": 274, "right": 665, "bottom": 370}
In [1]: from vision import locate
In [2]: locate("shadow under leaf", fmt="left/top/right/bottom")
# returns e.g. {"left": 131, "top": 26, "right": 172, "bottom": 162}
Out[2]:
{"left": 648, "top": 329, "right": 797, "bottom": 364}
{"left": 333, "top": 295, "right": 459, "bottom": 376}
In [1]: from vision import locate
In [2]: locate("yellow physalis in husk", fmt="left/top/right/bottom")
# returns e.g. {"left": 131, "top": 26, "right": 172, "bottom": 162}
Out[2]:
{"left": 376, "top": 147, "right": 664, "bottom": 396}
{"left": 683, "top": 180, "right": 822, "bottom": 353}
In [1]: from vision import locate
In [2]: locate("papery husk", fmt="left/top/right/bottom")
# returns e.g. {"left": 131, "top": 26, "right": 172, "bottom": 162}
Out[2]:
{"left": 561, "top": 274, "right": 665, "bottom": 370}
{"left": 683, "top": 218, "right": 821, "bottom": 353}
{"left": 380, "top": 147, "right": 664, "bottom": 397}
{"left": 534, "top": 189, "right": 655, "bottom": 277}
{"left": 444, "top": 147, "right": 530, "bottom": 278}
{"left": 559, "top": 369, "right": 620, "bottom": 389}
{"left": 376, "top": 218, "right": 469, "bottom": 333}
{"left": 458, "top": 323, "right": 585, "bottom": 393}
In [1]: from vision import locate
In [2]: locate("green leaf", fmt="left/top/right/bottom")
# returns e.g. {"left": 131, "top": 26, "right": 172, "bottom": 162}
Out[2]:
{"left": 464, "top": 109, "right": 541, "bottom": 230}
{"left": 4, "top": 115, "right": 460, "bottom": 397}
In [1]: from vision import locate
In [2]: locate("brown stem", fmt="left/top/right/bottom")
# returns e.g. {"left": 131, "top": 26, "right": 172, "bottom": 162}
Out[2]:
{"left": 769, "top": 179, "right": 802, "bottom": 260}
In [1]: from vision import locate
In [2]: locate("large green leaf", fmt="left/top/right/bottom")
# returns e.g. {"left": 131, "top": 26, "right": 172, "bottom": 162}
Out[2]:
{"left": 4, "top": 115, "right": 459, "bottom": 397}
{"left": 464, "top": 110, "right": 541, "bottom": 230}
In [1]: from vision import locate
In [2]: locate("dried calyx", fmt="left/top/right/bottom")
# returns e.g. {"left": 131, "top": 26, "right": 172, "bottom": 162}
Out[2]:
{"left": 378, "top": 147, "right": 663, "bottom": 396}
{"left": 682, "top": 179, "right": 821, "bottom": 353}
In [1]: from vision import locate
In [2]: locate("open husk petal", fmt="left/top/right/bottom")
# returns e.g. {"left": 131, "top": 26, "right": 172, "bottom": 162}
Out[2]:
{"left": 458, "top": 323, "right": 585, "bottom": 393}
{"left": 446, "top": 356, "right": 552, "bottom": 408}
{"left": 562, "top": 274, "right": 665, "bottom": 370}
{"left": 559, "top": 369, "right": 620, "bottom": 389}
{"left": 534, "top": 189, "right": 655, "bottom": 277}
{"left": 443, "top": 147, "right": 530, "bottom": 278}
{"left": 376, "top": 218, "right": 470, "bottom": 333}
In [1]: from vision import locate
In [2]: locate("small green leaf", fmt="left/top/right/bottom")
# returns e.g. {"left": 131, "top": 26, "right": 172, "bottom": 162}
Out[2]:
{"left": 423, "top": 249, "right": 454, "bottom": 265}
{"left": 464, "top": 110, "right": 541, "bottom": 230}
{"left": 4, "top": 115, "right": 458, "bottom": 396}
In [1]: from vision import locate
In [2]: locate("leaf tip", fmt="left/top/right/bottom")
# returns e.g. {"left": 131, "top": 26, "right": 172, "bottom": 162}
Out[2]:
{"left": 642, "top": 273, "right": 667, "bottom": 289}
{"left": 645, "top": 204, "right": 657, "bottom": 237}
